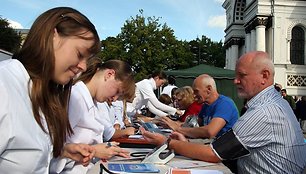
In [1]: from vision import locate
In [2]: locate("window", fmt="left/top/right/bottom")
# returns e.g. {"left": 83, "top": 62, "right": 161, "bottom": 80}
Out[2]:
{"left": 290, "top": 26, "right": 305, "bottom": 65}
{"left": 234, "top": 0, "right": 246, "bottom": 23}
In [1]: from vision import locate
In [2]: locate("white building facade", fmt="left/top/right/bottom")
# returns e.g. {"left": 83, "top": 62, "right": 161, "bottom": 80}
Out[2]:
{"left": 223, "top": 0, "right": 306, "bottom": 96}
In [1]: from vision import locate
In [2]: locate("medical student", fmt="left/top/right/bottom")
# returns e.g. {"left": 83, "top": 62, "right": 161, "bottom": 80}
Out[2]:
{"left": 0, "top": 7, "right": 101, "bottom": 173}
{"left": 106, "top": 84, "right": 137, "bottom": 130}
{"left": 111, "top": 84, "right": 137, "bottom": 128}
{"left": 55, "top": 57, "right": 135, "bottom": 173}
{"left": 129, "top": 70, "right": 182, "bottom": 118}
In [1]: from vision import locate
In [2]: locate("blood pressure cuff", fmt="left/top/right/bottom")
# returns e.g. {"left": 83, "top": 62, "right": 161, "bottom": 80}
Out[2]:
{"left": 211, "top": 129, "right": 250, "bottom": 160}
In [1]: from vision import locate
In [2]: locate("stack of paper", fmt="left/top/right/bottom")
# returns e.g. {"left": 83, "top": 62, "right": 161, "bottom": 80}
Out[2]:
{"left": 167, "top": 168, "right": 223, "bottom": 174}
{"left": 128, "top": 135, "right": 144, "bottom": 139}
{"left": 167, "top": 159, "right": 217, "bottom": 169}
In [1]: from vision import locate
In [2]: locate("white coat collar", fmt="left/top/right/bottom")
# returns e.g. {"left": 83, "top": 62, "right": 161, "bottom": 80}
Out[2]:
{"left": 73, "top": 81, "right": 96, "bottom": 110}
{"left": 149, "top": 78, "right": 157, "bottom": 90}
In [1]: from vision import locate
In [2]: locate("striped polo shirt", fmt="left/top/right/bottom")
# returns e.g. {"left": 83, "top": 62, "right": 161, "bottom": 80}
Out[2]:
{"left": 233, "top": 85, "right": 306, "bottom": 174}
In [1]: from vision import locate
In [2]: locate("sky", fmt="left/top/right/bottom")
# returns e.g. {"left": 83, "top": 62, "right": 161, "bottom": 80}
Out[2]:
{"left": 1, "top": 0, "right": 226, "bottom": 42}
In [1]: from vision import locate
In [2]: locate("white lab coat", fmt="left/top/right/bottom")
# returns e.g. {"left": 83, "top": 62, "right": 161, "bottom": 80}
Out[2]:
{"left": 0, "top": 59, "right": 52, "bottom": 174}
{"left": 52, "top": 81, "right": 115, "bottom": 174}
{"left": 130, "top": 78, "right": 176, "bottom": 117}
{"left": 161, "top": 84, "right": 177, "bottom": 97}
{"left": 112, "top": 100, "right": 126, "bottom": 129}
{"left": 96, "top": 102, "right": 117, "bottom": 141}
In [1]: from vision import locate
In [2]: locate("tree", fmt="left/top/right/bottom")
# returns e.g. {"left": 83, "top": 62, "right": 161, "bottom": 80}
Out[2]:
{"left": 99, "top": 10, "right": 225, "bottom": 80}
{"left": 100, "top": 10, "right": 194, "bottom": 80}
{"left": 0, "top": 17, "right": 21, "bottom": 53}
{"left": 189, "top": 35, "right": 225, "bottom": 68}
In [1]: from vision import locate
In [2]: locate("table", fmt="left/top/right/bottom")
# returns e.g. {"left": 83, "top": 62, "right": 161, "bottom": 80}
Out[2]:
{"left": 112, "top": 136, "right": 155, "bottom": 148}
{"left": 87, "top": 148, "right": 233, "bottom": 174}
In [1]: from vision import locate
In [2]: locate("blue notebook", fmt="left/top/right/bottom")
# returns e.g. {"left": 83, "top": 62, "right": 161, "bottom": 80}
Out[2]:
{"left": 108, "top": 163, "right": 160, "bottom": 173}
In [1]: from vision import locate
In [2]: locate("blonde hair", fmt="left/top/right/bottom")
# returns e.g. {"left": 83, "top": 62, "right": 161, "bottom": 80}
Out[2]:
{"left": 175, "top": 86, "right": 195, "bottom": 109}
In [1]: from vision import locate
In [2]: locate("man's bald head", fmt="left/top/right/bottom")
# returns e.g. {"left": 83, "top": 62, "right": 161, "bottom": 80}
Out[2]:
{"left": 192, "top": 74, "right": 218, "bottom": 104}
{"left": 194, "top": 74, "right": 217, "bottom": 90}
{"left": 238, "top": 51, "right": 274, "bottom": 77}
{"left": 234, "top": 51, "right": 275, "bottom": 100}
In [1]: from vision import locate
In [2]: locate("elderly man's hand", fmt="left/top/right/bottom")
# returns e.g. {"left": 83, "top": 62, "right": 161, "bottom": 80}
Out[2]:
{"left": 62, "top": 143, "right": 95, "bottom": 167}
{"left": 170, "top": 131, "right": 188, "bottom": 142}
{"left": 160, "top": 116, "right": 181, "bottom": 131}
{"left": 140, "top": 127, "right": 167, "bottom": 146}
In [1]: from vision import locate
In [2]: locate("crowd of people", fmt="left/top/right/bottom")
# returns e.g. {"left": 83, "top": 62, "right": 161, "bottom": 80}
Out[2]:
{"left": 0, "top": 7, "right": 305, "bottom": 174}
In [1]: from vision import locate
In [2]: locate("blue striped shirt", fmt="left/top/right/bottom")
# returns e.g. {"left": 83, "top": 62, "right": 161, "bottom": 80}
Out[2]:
{"left": 233, "top": 85, "right": 306, "bottom": 174}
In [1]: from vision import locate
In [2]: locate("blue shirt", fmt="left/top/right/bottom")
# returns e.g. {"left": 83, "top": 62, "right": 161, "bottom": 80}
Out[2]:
{"left": 233, "top": 85, "right": 306, "bottom": 174}
{"left": 198, "top": 95, "right": 239, "bottom": 137}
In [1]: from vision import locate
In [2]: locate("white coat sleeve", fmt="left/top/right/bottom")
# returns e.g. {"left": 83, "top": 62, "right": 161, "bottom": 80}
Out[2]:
{"left": 147, "top": 101, "right": 168, "bottom": 117}
{"left": 103, "top": 124, "right": 115, "bottom": 142}
{"left": 68, "top": 90, "right": 86, "bottom": 129}
{"left": 126, "top": 102, "right": 137, "bottom": 117}
{"left": 0, "top": 85, "right": 11, "bottom": 155}
{"left": 139, "top": 85, "right": 176, "bottom": 115}
{"left": 49, "top": 157, "right": 73, "bottom": 174}
{"left": 50, "top": 88, "right": 85, "bottom": 173}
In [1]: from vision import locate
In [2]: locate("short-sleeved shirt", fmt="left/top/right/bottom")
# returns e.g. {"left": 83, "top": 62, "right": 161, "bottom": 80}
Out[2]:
{"left": 198, "top": 95, "right": 238, "bottom": 137}
{"left": 233, "top": 85, "right": 306, "bottom": 174}
{"left": 179, "top": 101, "right": 203, "bottom": 122}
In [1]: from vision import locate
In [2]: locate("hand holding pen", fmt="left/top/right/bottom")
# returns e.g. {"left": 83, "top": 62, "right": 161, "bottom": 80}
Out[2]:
{"left": 92, "top": 142, "right": 130, "bottom": 159}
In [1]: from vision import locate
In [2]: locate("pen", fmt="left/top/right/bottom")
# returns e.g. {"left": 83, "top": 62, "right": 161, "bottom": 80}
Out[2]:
{"left": 99, "top": 163, "right": 103, "bottom": 174}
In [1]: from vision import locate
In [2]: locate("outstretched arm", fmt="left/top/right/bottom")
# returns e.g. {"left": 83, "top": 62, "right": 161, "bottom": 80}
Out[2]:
{"left": 140, "top": 127, "right": 221, "bottom": 163}
{"left": 166, "top": 117, "right": 226, "bottom": 139}
{"left": 168, "top": 139, "right": 221, "bottom": 163}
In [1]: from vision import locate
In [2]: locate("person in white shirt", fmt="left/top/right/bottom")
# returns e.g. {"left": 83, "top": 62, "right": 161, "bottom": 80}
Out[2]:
{"left": 0, "top": 7, "right": 100, "bottom": 174}
{"left": 111, "top": 85, "right": 137, "bottom": 129}
{"left": 129, "top": 71, "right": 182, "bottom": 118}
{"left": 57, "top": 58, "right": 135, "bottom": 173}
{"left": 161, "top": 75, "right": 177, "bottom": 97}
{"left": 97, "top": 101, "right": 135, "bottom": 141}
{"left": 112, "top": 100, "right": 126, "bottom": 129}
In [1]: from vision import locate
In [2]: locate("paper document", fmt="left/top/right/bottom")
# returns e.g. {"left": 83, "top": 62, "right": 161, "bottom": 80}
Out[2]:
{"left": 128, "top": 135, "right": 144, "bottom": 139}
{"left": 168, "top": 168, "right": 223, "bottom": 174}
{"left": 167, "top": 159, "right": 217, "bottom": 169}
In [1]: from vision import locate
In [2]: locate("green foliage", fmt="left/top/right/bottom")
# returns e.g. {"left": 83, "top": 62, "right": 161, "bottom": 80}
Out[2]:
{"left": 189, "top": 36, "right": 225, "bottom": 68}
{"left": 99, "top": 10, "right": 225, "bottom": 81}
{"left": 0, "top": 17, "right": 22, "bottom": 53}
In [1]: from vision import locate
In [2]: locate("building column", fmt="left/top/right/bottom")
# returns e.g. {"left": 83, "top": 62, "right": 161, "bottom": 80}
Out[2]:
{"left": 224, "top": 38, "right": 243, "bottom": 70}
{"left": 256, "top": 25, "right": 266, "bottom": 51}
{"left": 255, "top": 18, "right": 267, "bottom": 51}
{"left": 228, "top": 46, "right": 232, "bottom": 69}
{"left": 245, "top": 32, "right": 251, "bottom": 52}
{"left": 250, "top": 29, "right": 256, "bottom": 51}
{"left": 231, "top": 45, "right": 239, "bottom": 69}
{"left": 225, "top": 48, "right": 230, "bottom": 69}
